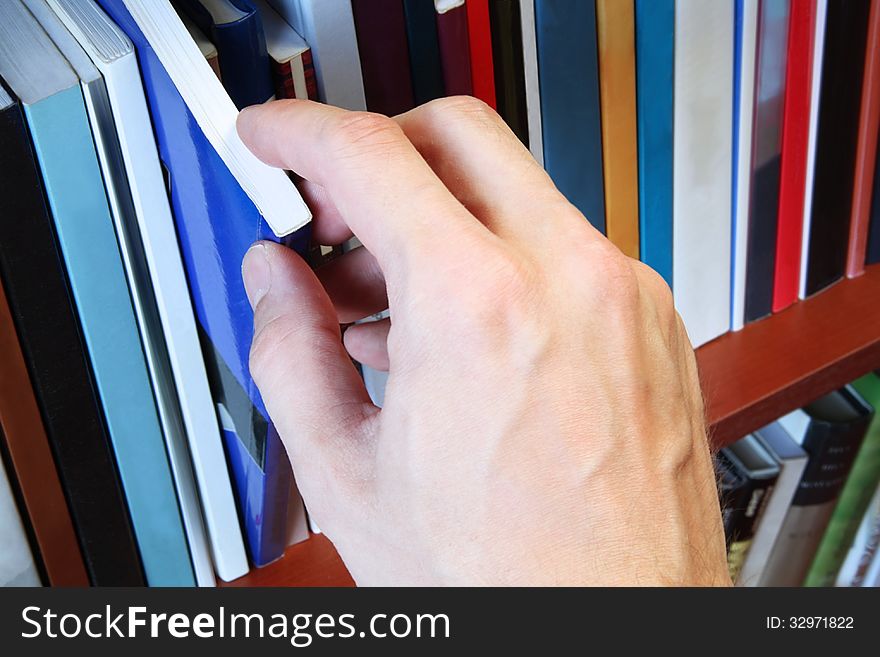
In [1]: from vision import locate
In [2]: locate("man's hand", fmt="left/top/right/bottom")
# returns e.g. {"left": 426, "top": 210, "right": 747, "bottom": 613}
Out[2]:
{"left": 237, "top": 97, "right": 730, "bottom": 586}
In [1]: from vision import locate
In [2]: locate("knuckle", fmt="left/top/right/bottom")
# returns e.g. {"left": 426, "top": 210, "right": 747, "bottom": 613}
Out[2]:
{"left": 325, "top": 111, "right": 406, "bottom": 156}
{"left": 424, "top": 94, "right": 499, "bottom": 126}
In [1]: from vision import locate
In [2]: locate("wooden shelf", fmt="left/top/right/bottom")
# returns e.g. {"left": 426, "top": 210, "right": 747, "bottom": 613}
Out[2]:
{"left": 223, "top": 265, "right": 880, "bottom": 587}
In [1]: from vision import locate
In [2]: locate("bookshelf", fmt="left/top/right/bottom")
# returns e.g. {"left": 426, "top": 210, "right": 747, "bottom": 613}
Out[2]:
{"left": 221, "top": 264, "right": 880, "bottom": 587}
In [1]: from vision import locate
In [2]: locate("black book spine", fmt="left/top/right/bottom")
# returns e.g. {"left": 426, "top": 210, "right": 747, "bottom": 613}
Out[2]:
{"left": 489, "top": 0, "right": 528, "bottom": 146}
{"left": 0, "top": 100, "right": 144, "bottom": 586}
{"left": 402, "top": 0, "right": 445, "bottom": 106}
{"left": 806, "top": 0, "right": 871, "bottom": 295}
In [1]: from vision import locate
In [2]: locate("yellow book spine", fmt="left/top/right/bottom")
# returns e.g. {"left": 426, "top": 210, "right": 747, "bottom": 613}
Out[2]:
{"left": 596, "top": 0, "right": 640, "bottom": 259}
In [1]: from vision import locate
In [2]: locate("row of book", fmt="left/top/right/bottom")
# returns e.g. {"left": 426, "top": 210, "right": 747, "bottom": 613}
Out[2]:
{"left": 719, "top": 373, "right": 880, "bottom": 587}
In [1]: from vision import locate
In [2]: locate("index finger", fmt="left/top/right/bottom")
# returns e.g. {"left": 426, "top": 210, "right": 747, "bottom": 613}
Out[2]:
{"left": 237, "top": 100, "right": 483, "bottom": 273}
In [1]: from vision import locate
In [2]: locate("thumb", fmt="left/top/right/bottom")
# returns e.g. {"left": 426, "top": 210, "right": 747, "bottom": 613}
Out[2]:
{"left": 241, "top": 241, "right": 376, "bottom": 477}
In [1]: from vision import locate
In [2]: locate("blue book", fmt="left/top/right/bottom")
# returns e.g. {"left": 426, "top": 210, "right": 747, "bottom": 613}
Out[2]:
{"left": 402, "top": 0, "right": 445, "bottom": 105}
{"left": 99, "top": 0, "right": 310, "bottom": 567}
{"left": 634, "top": 0, "right": 674, "bottom": 287}
{"left": 0, "top": 3, "right": 194, "bottom": 586}
{"left": 177, "top": 0, "right": 273, "bottom": 109}
{"left": 535, "top": 0, "right": 606, "bottom": 233}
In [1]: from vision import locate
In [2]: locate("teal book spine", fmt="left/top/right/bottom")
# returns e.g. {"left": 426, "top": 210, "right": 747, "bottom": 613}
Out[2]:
{"left": 24, "top": 85, "right": 195, "bottom": 586}
{"left": 634, "top": 0, "right": 674, "bottom": 287}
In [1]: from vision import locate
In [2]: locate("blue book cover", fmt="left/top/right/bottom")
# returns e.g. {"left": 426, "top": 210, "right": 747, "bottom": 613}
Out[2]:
{"left": 177, "top": 0, "right": 273, "bottom": 109}
{"left": 99, "top": 0, "right": 310, "bottom": 567}
{"left": 634, "top": 0, "right": 674, "bottom": 287}
{"left": 402, "top": 0, "right": 445, "bottom": 105}
{"left": 17, "top": 65, "right": 194, "bottom": 583}
{"left": 535, "top": 0, "right": 606, "bottom": 233}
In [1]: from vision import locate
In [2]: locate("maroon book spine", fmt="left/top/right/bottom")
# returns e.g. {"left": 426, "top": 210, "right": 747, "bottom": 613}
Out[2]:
{"left": 437, "top": 3, "right": 473, "bottom": 97}
{"left": 351, "top": 0, "right": 415, "bottom": 115}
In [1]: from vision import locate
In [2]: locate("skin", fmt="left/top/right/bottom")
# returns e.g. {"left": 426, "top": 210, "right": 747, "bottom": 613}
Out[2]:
{"left": 237, "top": 96, "right": 730, "bottom": 586}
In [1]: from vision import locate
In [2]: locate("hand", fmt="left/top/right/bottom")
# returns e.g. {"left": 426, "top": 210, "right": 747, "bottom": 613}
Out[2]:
{"left": 237, "top": 97, "right": 730, "bottom": 586}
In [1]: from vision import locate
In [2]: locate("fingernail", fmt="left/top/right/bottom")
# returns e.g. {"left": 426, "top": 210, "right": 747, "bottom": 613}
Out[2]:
{"left": 242, "top": 243, "right": 271, "bottom": 309}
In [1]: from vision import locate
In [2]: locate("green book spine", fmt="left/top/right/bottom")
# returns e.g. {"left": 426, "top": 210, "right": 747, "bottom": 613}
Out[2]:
{"left": 805, "top": 373, "right": 880, "bottom": 586}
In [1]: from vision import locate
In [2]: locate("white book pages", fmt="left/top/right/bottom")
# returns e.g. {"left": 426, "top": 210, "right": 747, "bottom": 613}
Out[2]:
{"left": 122, "top": 0, "right": 311, "bottom": 237}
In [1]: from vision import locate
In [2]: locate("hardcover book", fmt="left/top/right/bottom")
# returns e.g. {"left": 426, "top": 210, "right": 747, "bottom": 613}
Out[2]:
{"left": 0, "top": 32, "right": 142, "bottom": 587}
{"left": 100, "top": 0, "right": 311, "bottom": 567}
{"left": 48, "top": 0, "right": 249, "bottom": 583}
{"left": 436, "top": 0, "right": 474, "bottom": 99}
{"left": 0, "top": 223, "right": 88, "bottom": 587}
{"left": 403, "top": 0, "right": 445, "bottom": 106}
{"left": 772, "top": 0, "right": 816, "bottom": 312}
{"left": 534, "top": 0, "right": 605, "bottom": 233}
{"left": 804, "top": 0, "right": 871, "bottom": 295}
{"left": 253, "top": 0, "right": 317, "bottom": 101}
{"left": 762, "top": 387, "right": 873, "bottom": 586}
{"left": 596, "top": 0, "right": 639, "bottom": 259}
{"left": 351, "top": 0, "right": 415, "bottom": 115}
{"left": 517, "top": 0, "right": 542, "bottom": 166}
{"left": 176, "top": 0, "right": 273, "bottom": 108}
{"left": 489, "top": 0, "right": 528, "bottom": 146}
{"left": 0, "top": 450, "right": 41, "bottom": 587}
{"left": 465, "top": 0, "right": 496, "bottom": 108}
{"left": 268, "top": 0, "right": 366, "bottom": 110}
{"left": 1, "top": 1, "right": 195, "bottom": 586}
{"left": 634, "top": 0, "right": 673, "bottom": 286}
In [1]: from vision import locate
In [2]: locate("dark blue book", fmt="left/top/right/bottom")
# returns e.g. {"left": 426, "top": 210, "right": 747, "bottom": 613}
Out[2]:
{"left": 535, "top": 0, "right": 605, "bottom": 233}
{"left": 403, "top": 0, "right": 445, "bottom": 105}
{"left": 867, "top": 133, "right": 880, "bottom": 265}
{"left": 176, "top": 0, "right": 273, "bottom": 109}
{"left": 634, "top": 0, "right": 673, "bottom": 286}
{"left": 100, "top": 0, "right": 310, "bottom": 567}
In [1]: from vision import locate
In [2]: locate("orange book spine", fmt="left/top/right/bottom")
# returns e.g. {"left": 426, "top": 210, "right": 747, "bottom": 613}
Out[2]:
{"left": 596, "top": 0, "right": 640, "bottom": 259}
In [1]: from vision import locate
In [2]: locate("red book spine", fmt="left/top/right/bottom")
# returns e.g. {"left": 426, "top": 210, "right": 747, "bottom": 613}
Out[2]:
{"left": 846, "top": 0, "right": 880, "bottom": 278}
{"left": 772, "top": 0, "right": 816, "bottom": 312}
{"left": 302, "top": 49, "right": 319, "bottom": 101}
{"left": 437, "top": 4, "right": 474, "bottom": 97}
{"left": 271, "top": 59, "right": 296, "bottom": 100}
{"left": 465, "top": 0, "right": 496, "bottom": 108}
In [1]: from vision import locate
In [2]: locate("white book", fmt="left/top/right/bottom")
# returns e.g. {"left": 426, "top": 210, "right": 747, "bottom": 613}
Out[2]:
{"left": 730, "top": 0, "right": 759, "bottom": 332}
{"left": 267, "top": 0, "right": 366, "bottom": 110}
{"left": 518, "top": 0, "right": 543, "bottom": 166}
{"left": 737, "top": 422, "right": 808, "bottom": 587}
{"left": 45, "top": 0, "right": 249, "bottom": 583}
{"left": 798, "top": 0, "right": 828, "bottom": 300}
{"left": 835, "top": 484, "right": 880, "bottom": 587}
{"left": 0, "top": 456, "right": 40, "bottom": 587}
{"left": 672, "top": 0, "right": 734, "bottom": 347}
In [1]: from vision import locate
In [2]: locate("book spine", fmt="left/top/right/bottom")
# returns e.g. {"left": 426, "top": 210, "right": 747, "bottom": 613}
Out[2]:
{"left": 845, "top": 0, "right": 880, "bottom": 277}
{"left": 466, "top": 0, "right": 496, "bottom": 108}
{"left": 271, "top": 58, "right": 297, "bottom": 99}
{"left": 726, "top": 477, "right": 775, "bottom": 582}
{"left": 772, "top": 0, "right": 815, "bottom": 312}
{"left": 301, "top": 48, "right": 318, "bottom": 101}
{"left": 403, "top": 0, "right": 445, "bottom": 106}
{"left": 804, "top": 0, "right": 871, "bottom": 295}
{"left": 869, "top": 138, "right": 880, "bottom": 265}
{"left": 351, "top": 0, "right": 415, "bottom": 115}
{"left": 596, "top": 0, "right": 640, "bottom": 260}
{"left": 0, "top": 278, "right": 88, "bottom": 586}
{"left": 0, "top": 456, "right": 41, "bottom": 586}
{"left": 518, "top": 0, "right": 542, "bottom": 166}
{"left": 805, "top": 374, "right": 880, "bottom": 586}
{"left": 26, "top": 86, "right": 195, "bottom": 586}
{"left": 489, "top": 0, "right": 528, "bottom": 146}
{"left": 436, "top": 2, "right": 474, "bottom": 98}
{"left": 743, "top": 0, "right": 791, "bottom": 323}
{"left": 635, "top": 0, "right": 674, "bottom": 287}
{"left": 672, "top": 0, "right": 734, "bottom": 347}
{"left": 835, "top": 485, "right": 880, "bottom": 586}
{"left": 534, "top": 0, "right": 605, "bottom": 233}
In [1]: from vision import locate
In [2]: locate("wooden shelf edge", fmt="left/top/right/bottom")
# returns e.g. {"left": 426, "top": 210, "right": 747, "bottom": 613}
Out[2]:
{"left": 699, "top": 265, "right": 880, "bottom": 447}
{"left": 224, "top": 265, "right": 880, "bottom": 586}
